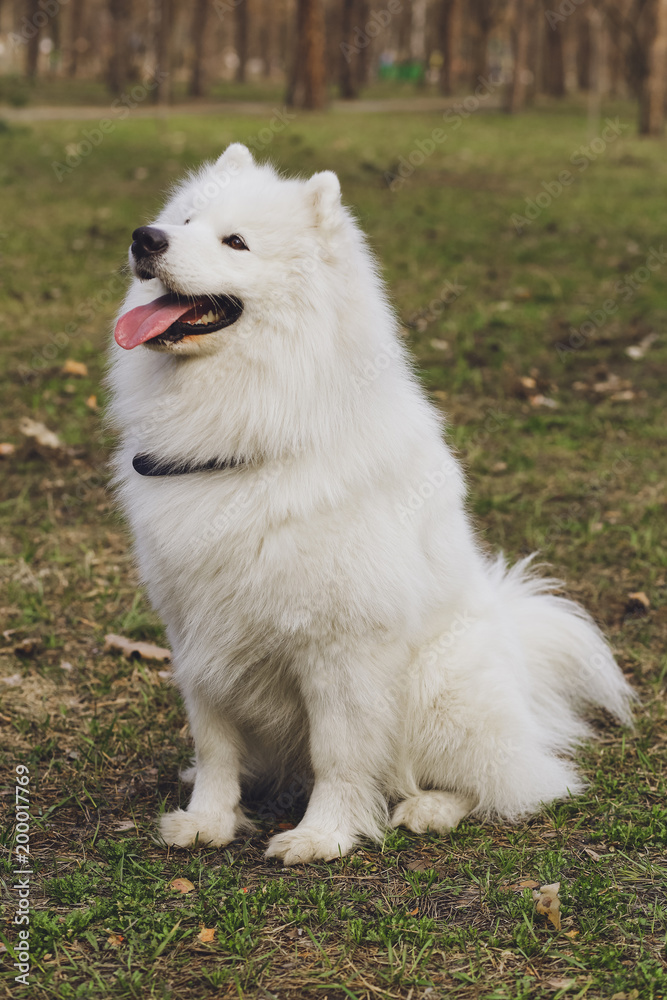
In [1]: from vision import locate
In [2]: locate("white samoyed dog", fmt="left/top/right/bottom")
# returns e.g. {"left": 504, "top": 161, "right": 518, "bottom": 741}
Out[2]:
{"left": 108, "top": 143, "right": 633, "bottom": 864}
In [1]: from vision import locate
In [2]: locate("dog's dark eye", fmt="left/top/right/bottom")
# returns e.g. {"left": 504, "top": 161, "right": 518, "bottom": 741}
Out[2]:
{"left": 223, "top": 235, "right": 248, "bottom": 251}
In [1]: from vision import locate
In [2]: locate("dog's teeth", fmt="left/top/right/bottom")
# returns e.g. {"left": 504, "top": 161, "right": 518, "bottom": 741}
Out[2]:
{"left": 185, "top": 309, "right": 221, "bottom": 326}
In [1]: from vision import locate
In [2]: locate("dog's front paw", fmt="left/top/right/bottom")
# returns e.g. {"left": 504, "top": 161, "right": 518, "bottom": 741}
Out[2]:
{"left": 265, "top": 825, "right": 355, "bottom": 865}
{"left": 159, "top": 808, "right": 239, "bottom": 848}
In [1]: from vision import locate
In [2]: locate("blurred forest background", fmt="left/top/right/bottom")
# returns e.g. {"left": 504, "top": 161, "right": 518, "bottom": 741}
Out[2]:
{"left": 1, "top": 0, "right": 667, "bottom": 133}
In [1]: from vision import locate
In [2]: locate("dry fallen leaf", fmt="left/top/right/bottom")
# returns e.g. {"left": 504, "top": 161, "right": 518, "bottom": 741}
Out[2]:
{"left": 584, "top": 847, "right": 602, "bottom": 861}
{"left": 406, "top": 860, "right": 432, "bottom": 872}
{"left": 548, "top": 978, "right": 575, "bottom": 990}
{"left": 169, "top": 878, "right": 195, "bottom": 894}
{"left": 197, "top": 927, "right": 216, "bottom": 943}
{"left": 628, "top": 591, "right": 650, "bottom": 609}
{"left": 85, "top": 394, "right": 98, "bottom": 410}
{"left": 501, "top": 878, "right": 539, "bottom": 892}
{"left": 19, "top": 417, "right": 62, "bottom": 450}
{"left": 104, "top": 633, "right": 171, "bottom": 663}
{"left": 430, "top": 339, "right": 449, "bottom": 351}
{"left": 107, "top": 933, "right": 124, "bottom": 947}
{"left": 115, "top": 820, "right": 136, "bottom": 832}
{"left": 593, "top": 373, "right": 632, "bottom": 394}
{"left": 530, "top": 394, "right": 558, "bottom": 409}
{"left": 62, "top": 359, "right": 89, "bottom": 377}
{"left": 0, "top": 443, "right": 15, "bottom": 457}
{"left": 0, "top": 673, "right": 23, "bottom": 687}
{"left": 626, "top": 332, "right": 657, "bottom": 360}
{"left": 533, "top": 882, "right": 561, "bottom": 930}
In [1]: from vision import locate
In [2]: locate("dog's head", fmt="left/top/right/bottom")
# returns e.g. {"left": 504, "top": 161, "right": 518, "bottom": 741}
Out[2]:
{"left": 115, "top": 143, "right": 344, "bottom": 356}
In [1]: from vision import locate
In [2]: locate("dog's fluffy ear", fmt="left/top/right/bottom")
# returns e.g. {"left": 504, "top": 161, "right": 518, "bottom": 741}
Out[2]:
{"left": 215, "top": 143, "right": 254, "bottom": 174}
{"left": 305, "top": 171, "right": 341, "bottom": 228}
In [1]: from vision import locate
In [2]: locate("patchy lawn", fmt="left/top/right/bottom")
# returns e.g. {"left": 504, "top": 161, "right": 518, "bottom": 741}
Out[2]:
{"left": 0, "top": 99, "right": 665, "bottom": 999}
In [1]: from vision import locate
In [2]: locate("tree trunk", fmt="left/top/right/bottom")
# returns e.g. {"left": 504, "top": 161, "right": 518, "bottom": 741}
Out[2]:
{"left": 154, "top": 0, "right": 172, "bottom": 103}
{"left": 469, "top": 0, "right": 496, "bottom": 84}
{"left": 259, "top": 0, "right": 272, "bottom": 77}
{"left": 67, "top": 0, "right": 85, "bottom": 77}
{"left": 506, "top": 0, "right": 532, "bottom": 112}
{"left": 639, "top": 0, "right": 667, "bottom": 133}
{"left": 189, "top": 0, "right": 209, "bottom": 97}
{"left": 355, "top": 0, "right": 370, "bottom": 90}
{"left": 235, "top": 0, "right": 248, "bottom": 83}
{"left": 287, "top": 0, "right": 327, "bottom": 109}
{"left": 107, "top": 0, "right": 132, "bottom": 94}
{"left": 576, "top": 11, "right": 591, "bottom": 90}
{"left": 542, "top": 2, "right": 565, "bottom": 96}
{"left": 339, "top": 0, "right": 357, "bottom": 99}
{"left": 606, "top": 13, "right": 624, "bottom": 97}
{"left": 438, "top": 0, "right": 457, "bottom": 94}
{"left": 25, "top": 0, "right": 41, "bottom": 79}
{"left": 410, "top": 0, "right": 428, "bottom": 62}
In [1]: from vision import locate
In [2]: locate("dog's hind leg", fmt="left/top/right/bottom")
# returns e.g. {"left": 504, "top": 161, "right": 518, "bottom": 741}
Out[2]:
{"left": 391, "top": 790, "right": 476, "bottom": 835}
{"left": 159, "top": 694, "right": 254, "bottom": 848}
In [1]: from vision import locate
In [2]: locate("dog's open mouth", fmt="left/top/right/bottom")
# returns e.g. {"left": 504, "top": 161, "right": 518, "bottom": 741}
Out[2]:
{"left": 114, "top": 294, "right": 244, "bottom": 350}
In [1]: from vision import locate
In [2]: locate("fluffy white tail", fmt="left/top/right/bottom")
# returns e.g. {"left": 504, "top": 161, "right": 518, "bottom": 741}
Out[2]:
{"left": 493, "top": 554, "right": 636, "bottom": 728}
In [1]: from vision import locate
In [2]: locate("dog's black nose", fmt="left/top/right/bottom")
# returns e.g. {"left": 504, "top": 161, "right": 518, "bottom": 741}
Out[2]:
{"left": 131, "top": 226, "right": 169, "bottom": 259}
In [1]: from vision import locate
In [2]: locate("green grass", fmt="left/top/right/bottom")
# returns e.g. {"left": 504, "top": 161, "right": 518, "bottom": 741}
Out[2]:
{"left": 0, "top": 100, "right": 666, "bottom": 999}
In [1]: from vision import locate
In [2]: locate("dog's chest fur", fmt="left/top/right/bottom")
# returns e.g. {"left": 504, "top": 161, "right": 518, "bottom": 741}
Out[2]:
{"left": 120, "top": 454, "right": 427, "bottom": 667}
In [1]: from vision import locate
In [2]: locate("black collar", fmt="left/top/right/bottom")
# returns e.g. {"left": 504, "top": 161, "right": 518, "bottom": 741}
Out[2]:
{"left": 132, "top": 453, "right": 243, "bottom": 477}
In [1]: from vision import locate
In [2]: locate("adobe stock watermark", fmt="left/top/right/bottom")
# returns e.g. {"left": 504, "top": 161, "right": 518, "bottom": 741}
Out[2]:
{"left": 9, "top": 0, "right": 69, "bottom": 49}
{"left": 555, "top": 246, "right": 666, "bottom": 359}
{"left": 340, "top": 0, "right": 403, "bottom": 63}
{"left": 545, "top": 0, "right": 587, "bottom": 30}
{"left": 410, "top": 610, "right": 478, "bottom": 675}
{"left": 351, "top": 339, "right": 403, "bottom": 392}
{"left": 408, "top": 279, "right": 467, "bottom": 332}
{"left": 244, "top": 107, "right": 296, "bottom": 155}
{"left": 511, "top": 118, "right": 628, "bottom": 231}
{"left": 385, "top": 75, "right": 500, "bottom": 192}
{"left": 542, "top": 451, "right": 632, "bottom": 548}
{"left": 255, "top": 772, "right": 314, "bottom": 823}
{"left": 213, "top": 0, "right": 245, "bottom": 21}
{"left": 351, "top": 275, "right": 466, "bottom": 393}
{"left": 395, "top": 408, "right": 508, "bottom": 524}
{"left": 12, "top": 764, "right": 32, "bottom": 988}
{"left": 193, "top": 457, "right": 285, "bottom": 553}
{"left": 51, "top": 70, "right": 169, "bottom": 181}
{"left": 179, "top": 111, "right": 295, "bottom": 219}
{"left": 395, "top": 454, "right": 462, "bottom": 525}
{"left": 18, "top": 271, "right": 128, "bottom": 384}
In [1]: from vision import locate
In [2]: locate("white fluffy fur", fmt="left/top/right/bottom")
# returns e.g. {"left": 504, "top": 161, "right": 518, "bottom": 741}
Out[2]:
{"left": 108, "top": 145, "right": 634, "bottom": 864}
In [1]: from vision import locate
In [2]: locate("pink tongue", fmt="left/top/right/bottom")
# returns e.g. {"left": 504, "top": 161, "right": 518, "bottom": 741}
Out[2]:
{"left": 114, "top": 294, "right": 194, "bottom": 350}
